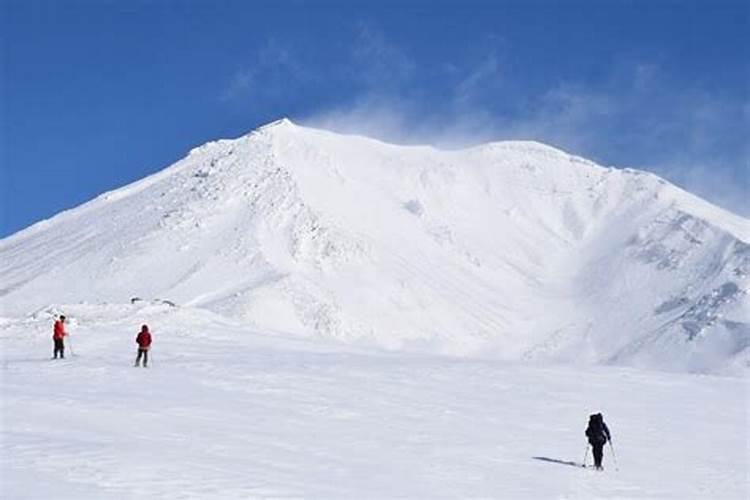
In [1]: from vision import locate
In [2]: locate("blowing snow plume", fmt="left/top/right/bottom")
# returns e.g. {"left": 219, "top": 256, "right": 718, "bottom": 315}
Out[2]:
{"left": 1, "top": 118, "right": 748, "bottom": 372}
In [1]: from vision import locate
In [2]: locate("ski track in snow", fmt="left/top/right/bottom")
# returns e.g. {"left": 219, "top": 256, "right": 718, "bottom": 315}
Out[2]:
{"left": 1, "top": 310, "right": 748, "bottom": 499}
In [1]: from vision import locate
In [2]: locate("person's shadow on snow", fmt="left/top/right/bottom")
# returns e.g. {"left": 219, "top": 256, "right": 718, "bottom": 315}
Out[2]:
{"left": 532, "top": 456, "right": 582, "bottom": 468}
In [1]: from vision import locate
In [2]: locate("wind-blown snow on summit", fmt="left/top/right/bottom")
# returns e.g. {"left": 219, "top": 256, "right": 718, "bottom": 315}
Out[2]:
{"left": 1, "top": 118, "right": 748, "bottom": 371}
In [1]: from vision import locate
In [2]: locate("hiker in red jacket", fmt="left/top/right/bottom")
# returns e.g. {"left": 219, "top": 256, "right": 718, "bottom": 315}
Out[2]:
{"left": 134, "top": 324, "right": 152, "bottom": 367}
{"left": 53, "top": 315, "right": 67, "bottom": 359}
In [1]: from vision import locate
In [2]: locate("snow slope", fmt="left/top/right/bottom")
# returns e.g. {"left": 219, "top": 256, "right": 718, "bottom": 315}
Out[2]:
{"left": 1, "top": 120, "right": 748, "bottom": 498}
{"left": 0, "top": 118, "right": 748, "bottom": 372}
{"left": 1, "top": 306, "right": 747, "bottom": 499}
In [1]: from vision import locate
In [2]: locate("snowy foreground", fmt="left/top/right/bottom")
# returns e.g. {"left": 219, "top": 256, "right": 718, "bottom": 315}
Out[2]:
{"left": 2, "top": 305, "right": 747, "bottom": 499}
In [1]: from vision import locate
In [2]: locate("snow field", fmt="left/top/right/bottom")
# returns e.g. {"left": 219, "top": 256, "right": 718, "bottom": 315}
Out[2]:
{"left": 1, "top": 306, "right": 747, "bottom": 499}
{"left": 1, "top": 119, "right": 749, "bottom": 498}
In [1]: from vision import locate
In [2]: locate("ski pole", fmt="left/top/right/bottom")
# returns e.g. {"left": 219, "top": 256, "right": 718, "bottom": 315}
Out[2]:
{"left": 582, "top": 444, "right": 589, "bottom": 468}
{"left": 67, "top": 334, "right": 76, "bottom": 357}
{"left": 608, "top": 440, "right": 619, "bottom": 471}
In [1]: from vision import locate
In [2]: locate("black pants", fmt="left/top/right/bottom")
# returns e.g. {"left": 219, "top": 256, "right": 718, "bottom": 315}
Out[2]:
{"left": 53, "top": 338, "right": 64, "bottom": 359}
{"left": 591, "top": 442, "right": 605, "bottom": 468}
{"left": 135, "top": 348, "right": 149, "bottom": 366}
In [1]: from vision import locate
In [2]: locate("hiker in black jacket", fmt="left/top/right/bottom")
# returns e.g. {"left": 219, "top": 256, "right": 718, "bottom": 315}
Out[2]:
{"left": 585, "top": 413, "right": 611, "bottom": 470}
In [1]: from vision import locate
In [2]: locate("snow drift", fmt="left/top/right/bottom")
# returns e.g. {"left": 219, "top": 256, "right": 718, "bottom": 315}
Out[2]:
{"left": 1, "top": 118, "right": 748, "bottom": 372}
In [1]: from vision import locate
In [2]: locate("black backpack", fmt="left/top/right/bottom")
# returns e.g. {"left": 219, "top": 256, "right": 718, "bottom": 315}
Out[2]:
{"left": 586, "top": 413, "right": 607, "bottom": 444}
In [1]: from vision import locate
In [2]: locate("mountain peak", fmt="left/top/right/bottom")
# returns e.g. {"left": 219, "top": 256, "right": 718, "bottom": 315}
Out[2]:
{"left": 258, "top": 117, "right": 296, "bottom": 131}
{"left": 1, "top": 118, "right": 747, "bottom": 373}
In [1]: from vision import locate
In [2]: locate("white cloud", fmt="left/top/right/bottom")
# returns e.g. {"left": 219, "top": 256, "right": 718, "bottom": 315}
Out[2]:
{"left": 225, "top": 32, "right": 748, "bottom": 216}
{"left": 454, "top": 52, "right": 501, "bottom": 106}
{"left": 351, "top": 23, "right": 416, "bottom": 90}
{"left": 221, "top": 38, "right": 311, "bottom": 103}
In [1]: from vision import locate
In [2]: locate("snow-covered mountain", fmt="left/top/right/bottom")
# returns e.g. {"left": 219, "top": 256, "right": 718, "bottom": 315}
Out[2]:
{"left": 1, "top": 118, "right": 748, "bottom": 372}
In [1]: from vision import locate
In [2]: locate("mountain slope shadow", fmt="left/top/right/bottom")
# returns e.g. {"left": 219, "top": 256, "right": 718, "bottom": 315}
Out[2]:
{"left": 532, "top": 456, "right": 583, "bottom": 468}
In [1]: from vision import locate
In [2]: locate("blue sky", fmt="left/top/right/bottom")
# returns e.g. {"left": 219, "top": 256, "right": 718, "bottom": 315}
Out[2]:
{"left": 2, "top": 0, "right": 748, "bottom": 237}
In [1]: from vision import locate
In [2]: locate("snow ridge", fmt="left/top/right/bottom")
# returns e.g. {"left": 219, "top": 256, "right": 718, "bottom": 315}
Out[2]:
{"left": 1, "top": 118, "right": 748, "bottom": 372}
